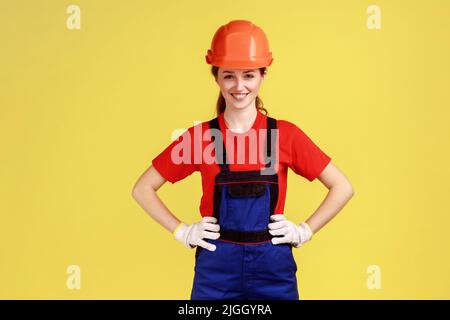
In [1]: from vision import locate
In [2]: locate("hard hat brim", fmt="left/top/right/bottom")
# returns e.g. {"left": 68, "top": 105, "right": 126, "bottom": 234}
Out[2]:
{"left": 205, "top": 55, "right": 273, "bottom": 69}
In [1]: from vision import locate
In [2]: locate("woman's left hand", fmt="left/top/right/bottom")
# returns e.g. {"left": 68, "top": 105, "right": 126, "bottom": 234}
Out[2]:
{"left": 268, "top": 214, "right": 313, "bottom": 247}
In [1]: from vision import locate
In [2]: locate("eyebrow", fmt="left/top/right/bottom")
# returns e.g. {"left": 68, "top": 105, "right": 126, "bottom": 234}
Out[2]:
{"left": 222, "top": 70, "right": 256, "bottom": 74}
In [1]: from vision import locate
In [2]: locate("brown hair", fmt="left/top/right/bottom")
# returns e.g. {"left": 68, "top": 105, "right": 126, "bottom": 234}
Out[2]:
{"left": 211, "top": 66, "right": 268, "bottom": 117}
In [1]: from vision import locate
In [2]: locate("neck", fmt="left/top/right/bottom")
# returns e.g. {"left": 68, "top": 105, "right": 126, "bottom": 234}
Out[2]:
{"left": 223, "top": 104, "right": 258, "bottom": 133}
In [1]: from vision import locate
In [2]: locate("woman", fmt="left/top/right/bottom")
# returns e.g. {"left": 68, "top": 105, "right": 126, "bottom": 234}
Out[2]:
{"left": 132, "top": 20, "right": 354, "bottom": 300}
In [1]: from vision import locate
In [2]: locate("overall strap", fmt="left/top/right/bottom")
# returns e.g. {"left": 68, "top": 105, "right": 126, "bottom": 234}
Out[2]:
{"left": 209, "top": 117, "right": 229, "bottom": 172}
{"left": 208, "top": 116, "right": 278, "bottom": 173}
{"left": 264, "top": 117, "right": 277, "bottom": 169}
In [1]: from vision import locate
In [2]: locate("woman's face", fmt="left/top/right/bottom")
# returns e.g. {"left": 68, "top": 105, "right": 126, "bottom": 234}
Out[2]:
{"left": 215, "top": 68, "right": 265, "bottom": 110}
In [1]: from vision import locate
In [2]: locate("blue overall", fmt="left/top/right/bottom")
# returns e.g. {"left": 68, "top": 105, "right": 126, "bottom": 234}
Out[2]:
{"left": 190, "top": 116, "right": 299, "bottom": 300}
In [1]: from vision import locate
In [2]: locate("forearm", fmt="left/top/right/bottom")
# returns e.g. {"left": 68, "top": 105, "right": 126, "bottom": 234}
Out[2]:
{"left": 305, "top": 183, "right": 354, "bottom": 234}
{"left": 132, "top": 185, "right": 181, "bottom": 234}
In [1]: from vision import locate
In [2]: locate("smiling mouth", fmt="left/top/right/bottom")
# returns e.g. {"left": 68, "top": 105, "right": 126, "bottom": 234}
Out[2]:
{"left": 231, "top": 93, "right": 249, "bottom": 98}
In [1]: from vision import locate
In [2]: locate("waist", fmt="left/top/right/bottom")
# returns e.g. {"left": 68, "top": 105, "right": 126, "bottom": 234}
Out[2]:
{"left": 218, "top": 229, "right": 272, "bottom": 244}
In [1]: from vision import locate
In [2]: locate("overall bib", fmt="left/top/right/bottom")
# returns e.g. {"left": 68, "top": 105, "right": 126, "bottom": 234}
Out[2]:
{"left": 190, "top": 116, "right": 299, "bottom": 300}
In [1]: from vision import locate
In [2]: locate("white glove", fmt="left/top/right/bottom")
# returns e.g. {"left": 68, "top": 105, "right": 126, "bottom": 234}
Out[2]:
{"left": 268, "top": 214, "right": 313, "bottom": 248}
{"left": 173, "top": 216, "right": 221, "bottom": 251}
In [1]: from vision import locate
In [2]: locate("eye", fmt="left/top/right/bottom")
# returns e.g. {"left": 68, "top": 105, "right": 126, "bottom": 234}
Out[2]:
{"left": 224, "top": 74, "right": 255, "bottom": 79}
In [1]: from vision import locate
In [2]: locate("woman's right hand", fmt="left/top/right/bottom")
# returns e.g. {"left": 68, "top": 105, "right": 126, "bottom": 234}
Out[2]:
{"left": 174, "top": 216, "right": 221, "bottom": 251}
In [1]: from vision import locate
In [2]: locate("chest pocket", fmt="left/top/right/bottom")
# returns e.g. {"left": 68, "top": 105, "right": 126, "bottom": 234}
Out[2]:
{"left": 227, "top": 182, "right": 267, "bottom": 198}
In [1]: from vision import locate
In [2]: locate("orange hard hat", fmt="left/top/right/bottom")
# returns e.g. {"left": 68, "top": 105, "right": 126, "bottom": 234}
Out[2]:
{"left": 205, "top": 20, "right": 273, "bottom": 69}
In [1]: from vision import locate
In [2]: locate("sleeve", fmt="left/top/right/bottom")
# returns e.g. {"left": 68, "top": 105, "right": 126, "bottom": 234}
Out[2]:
{"left": 151, "top": 126, "right": 199, "bottom": 184}
{"left": 287, "top": 122, "right": 332, "bottom": 182}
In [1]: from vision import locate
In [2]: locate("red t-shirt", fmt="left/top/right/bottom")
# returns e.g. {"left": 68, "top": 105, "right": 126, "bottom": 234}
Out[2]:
{"left": 151, "top": 110, "right": 331, "bottom": 216}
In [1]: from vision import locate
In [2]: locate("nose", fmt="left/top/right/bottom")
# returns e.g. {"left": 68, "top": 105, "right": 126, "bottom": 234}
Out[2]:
{"left": 234, "top": 77, "right": 246, "bottom": 91}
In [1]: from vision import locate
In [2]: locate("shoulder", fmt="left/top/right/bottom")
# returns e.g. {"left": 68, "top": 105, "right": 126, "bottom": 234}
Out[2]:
{"left": 171, "top": 118, "right": 219, "bottom": 145}
{"left": 175, "top": 119, "right": 211, "bottom": 138}
{"left": 276, "top": 118, "right": 297, "bottom": 129}
{"left": 274, "top": 118, "right": 307, "bottom": 138}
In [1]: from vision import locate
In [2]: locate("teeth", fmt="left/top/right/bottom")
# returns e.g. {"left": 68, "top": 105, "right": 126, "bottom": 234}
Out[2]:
{"left": 232, "top": 93, "right": 248, "bottom": 98}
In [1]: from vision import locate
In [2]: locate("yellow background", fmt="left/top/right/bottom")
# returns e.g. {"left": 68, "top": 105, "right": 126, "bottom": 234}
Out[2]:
{"left": 1, "top": 0, "right": 449, "bottom": 299}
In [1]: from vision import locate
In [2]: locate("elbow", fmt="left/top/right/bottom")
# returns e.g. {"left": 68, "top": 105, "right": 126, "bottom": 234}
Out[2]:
{"left": 131, "top": 185, "right": 139, "bottom": 200}
{"left": 131, "top": 183, "right": 144, "bottom": 200}
{"left": 132, "top": 167, "right": 165, "bottom": 200}
{"left": 132, "top": 182, "right": 156, "bottom": 201}
{"left": 347, "top": 183, "right": 355, "bottom": 198}
{"left": 349, "top": 188, "right": 355, "bottom": 198}
{"left": 332, "top": 181, "right": 354, "bottom": 198}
